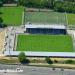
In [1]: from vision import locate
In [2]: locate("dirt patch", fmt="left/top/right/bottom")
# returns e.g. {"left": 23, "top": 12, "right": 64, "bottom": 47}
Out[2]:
{"left": 0, "top": 29, "right": 7, "bottom": 53}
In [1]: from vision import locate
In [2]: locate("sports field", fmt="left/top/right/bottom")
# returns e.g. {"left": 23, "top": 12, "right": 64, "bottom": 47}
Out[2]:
{"left": 25, "top": 11, "right": 75, "bottom": 25}
{"left": 0, "top": 6, "right": 24, "bottom": 26}
{"left": 16, "top": 34, "right": 73, "bottom": 52}
{"left": 67, "top": 14, "right": 75, "bottom": 25}
{"left": 25, "top": 11, "right": 66, "bottom": 25}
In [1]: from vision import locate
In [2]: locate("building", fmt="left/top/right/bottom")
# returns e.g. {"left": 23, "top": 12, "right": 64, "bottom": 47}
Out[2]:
{"left": 25, "top": 24, "right": 67, "bottom": 35}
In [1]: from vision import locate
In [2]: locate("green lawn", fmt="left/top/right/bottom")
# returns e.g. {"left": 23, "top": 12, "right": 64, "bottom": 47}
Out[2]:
{"left": 67, "top": 13, "right": 75, "bottom": 25}
{"left": 16, "top": 34, "right": 73, "bottom": 52}
{"left": 0, "top": 6, "right": 24, "bottom": 26}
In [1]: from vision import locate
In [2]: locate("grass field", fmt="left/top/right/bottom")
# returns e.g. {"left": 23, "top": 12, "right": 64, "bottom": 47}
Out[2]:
{"left": 25, "top": 11, "right": 75, "bottom": 25}
{"left": 16, "top": 34, "right": 73, "bottom": 52}
{"left": 67, "top": 13, "right": 75, "bottom": 25}
{"left": 0, "top": 6, "right": 24, "bottom": 26}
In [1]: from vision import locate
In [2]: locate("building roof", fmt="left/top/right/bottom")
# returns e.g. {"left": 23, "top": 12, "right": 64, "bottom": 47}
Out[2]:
{"left": 25, "top": 24, "right": 66, "bottom": 29}
{"left": 4, "top": 51, "right": 75, "bottom": 57}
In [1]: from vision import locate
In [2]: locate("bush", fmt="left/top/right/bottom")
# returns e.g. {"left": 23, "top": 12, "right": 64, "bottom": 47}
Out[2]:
{"left": 64, "top": 60, "right": 75, "bottom": 64}
{"left": 0, "top": 24, "right": 7, "bottom": 28}
{"left": 54, "top": 60, "right": 58, "bottom": 63}
{"left": 24, "top": 59, "right": 30, "bottom": 64}
{"left": 45, "top": 57, "right": 53, "bottom": 64}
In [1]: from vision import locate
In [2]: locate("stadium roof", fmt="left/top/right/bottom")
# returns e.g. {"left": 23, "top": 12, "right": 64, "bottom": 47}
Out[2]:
{"left": 4, "top": 51, "right": 75, "bottom": 57}
{"left": 25, "top": 24, "right": 66, "bottom": 29}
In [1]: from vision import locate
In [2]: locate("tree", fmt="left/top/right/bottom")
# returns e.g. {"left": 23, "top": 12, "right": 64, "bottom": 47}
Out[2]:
{"left": 18, "top": 52, "right": 26, "bottom": 63}
{"left": 54, "top": 1, "right": 75, "bottom": 13}
{"left": 0, "top": 17, "right": 3, "bottom": 24}
{"left": 0, "top": 17, "right": 7, "bottom": 28}
{"left": 45, "top": 57, "right": 53, "bottom": 64}
{"left": 18, "top": 52, "right": 30, "bottom": 64}
{"left": 54, "top": 1, "right": 65, "bottom": 12}
{"left": 0, "top": 0, "right": 3, "bottom": 6}
{"left": 18, "top": 0, "right": 25, "bottom": 5}
{"left": 47, "top": 0, "right": 55, "bottom": 8}
{"left": 3, "top": 0, "right": 16, "bottom": 3}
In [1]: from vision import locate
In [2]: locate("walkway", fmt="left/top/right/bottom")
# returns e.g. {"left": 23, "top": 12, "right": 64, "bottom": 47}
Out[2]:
{"left": 67, "top": 30, "right": 75, "bottom": 51}
{"left": 5, "top": 26, "right": 26, "bottom": 52}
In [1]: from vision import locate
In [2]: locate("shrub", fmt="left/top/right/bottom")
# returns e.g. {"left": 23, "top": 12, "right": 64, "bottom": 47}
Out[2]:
{"left": 45, "top": 57, "right": 53, "bottom": 64}
{"left": 0, "top": 24, "right": 7, "bottom": 28}
{"left": 54, "top": 60, "right": 58, "bottom": 63}
{"left": 64, "top": 60, "right": 75, "bottom": 64}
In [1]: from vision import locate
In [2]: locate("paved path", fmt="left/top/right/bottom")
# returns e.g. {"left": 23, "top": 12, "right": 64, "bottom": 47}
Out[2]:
{"left": 5, "top": 26, "right": 26, "bottom": 52}
{"left": 67, "top": 30, "right": 75, "bottom": 51}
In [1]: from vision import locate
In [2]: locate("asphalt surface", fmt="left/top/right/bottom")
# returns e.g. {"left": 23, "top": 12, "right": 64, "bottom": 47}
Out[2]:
{"left": 0, "top": 64, "right": 75, "bottom": 75}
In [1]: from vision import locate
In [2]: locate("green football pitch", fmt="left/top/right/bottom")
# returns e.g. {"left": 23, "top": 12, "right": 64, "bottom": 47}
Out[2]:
{"left": 16, "top": 34, "right": 74, "bottom": 52}
{"left": 25, "top": 11, "right": 75, "bottom": 25}
{"left": 0, "top": 6, "right": 24, "bottom": 26}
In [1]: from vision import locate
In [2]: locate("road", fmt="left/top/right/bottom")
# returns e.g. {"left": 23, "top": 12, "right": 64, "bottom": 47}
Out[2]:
{"left": 0, "top": 64, "right": 75, "bottom": 75}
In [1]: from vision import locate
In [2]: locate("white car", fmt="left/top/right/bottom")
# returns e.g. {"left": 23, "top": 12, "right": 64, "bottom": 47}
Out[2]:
{"left": 32, "top": 69, "right": 37, "bottom": 71}
{"left": 16, "top": 68, "right": 21, "bottom": 71}
{"left": 16, "top": 68, "right": 23, "bottom": 72}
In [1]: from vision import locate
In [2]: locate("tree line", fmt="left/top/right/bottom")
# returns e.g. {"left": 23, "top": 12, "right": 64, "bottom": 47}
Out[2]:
{"left": 0, "top": 0, "right": 75, "bottom": 13}
{"left": 54, "top": 1, "right": 75, "bottom": 13}
{"left": 18, "top": 0, "right": 75, "bottom": 13}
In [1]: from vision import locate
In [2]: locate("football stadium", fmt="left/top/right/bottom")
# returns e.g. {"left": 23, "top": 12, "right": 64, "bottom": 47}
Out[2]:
{"left": 3, "top": 8, "right": 75, "bottom": 57}
{"left": 15, "top": 10, "right": 74, "bottom": 53}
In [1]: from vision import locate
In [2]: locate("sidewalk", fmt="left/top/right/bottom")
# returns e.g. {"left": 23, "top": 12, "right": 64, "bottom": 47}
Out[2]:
{"left": 29, "top": 63, "right": 75, "bottom": 69}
